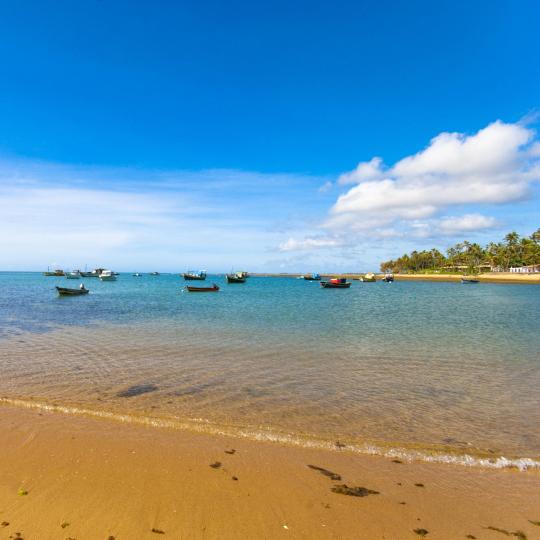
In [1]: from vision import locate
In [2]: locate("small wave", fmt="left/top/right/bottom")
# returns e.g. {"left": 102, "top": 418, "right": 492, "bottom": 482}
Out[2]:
{"left": 1, "top": 397, "right": 538, "bottom": 472}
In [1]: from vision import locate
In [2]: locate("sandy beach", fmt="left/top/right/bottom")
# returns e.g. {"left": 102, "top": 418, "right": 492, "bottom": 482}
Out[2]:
{"left": 252, "top": 273, "right": 540, "bottom": 284}
{"left": 1, "top": 405, "right": 539, "bottom": 540}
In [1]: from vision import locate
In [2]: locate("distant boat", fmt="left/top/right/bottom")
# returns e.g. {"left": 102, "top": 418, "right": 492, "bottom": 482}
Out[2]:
{"left": 66, "top": 270, "right": 82, "bottom": 279}
{"left": 149, "top": 271, "right": 160, "bottom": 276}
{"left": 461, "top": 277, "right": 480, "bottom": 284}
{"left": 304, "top": 273, "right": 321, "bottom": 281}
{"left": 133, "top": 273, "right": 142, "bottom": 277}
{"left": 185, "top": 284, "right": 219, "bottom": 292}
{"left": 80, "top": 268, "right": 104, "bottom": 277}
{"left": 320, "top": 278, "right": 351, "bottom": 289}
{"left": 56, "top": 285, "right": 89, "bottom": 296}
{"left": 226, "top": 272, "right": 246, "bottom": 283}
{"left": 183, "top": 270, "right": 207, "bottom": 280}
{"left": 99, "top": 270, "right": 117, "bottom": 281}
{"left": 43, "top": 268, "right": 64, "bottom": 277}
{"left": 360, "top": 273, "right": 376, "bottom": 282}
{"left": 382, "top": 273, "right": 394, "bottom": 282}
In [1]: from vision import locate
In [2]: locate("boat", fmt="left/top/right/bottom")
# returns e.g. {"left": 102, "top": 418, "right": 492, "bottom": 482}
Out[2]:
{"left": 56, "top": 285, "right": 89, "bottom": 296}
{"left": 320, "top": 278, "right": 351, "bottom": 289}
{"left": 303, "top": 273, "right": 321, "bottom": 281}
{"left": 66, "top": 270, "right": 82, "bottom": 279}
{"left": 133, "top": 273, "right": 142, "bottom": 277}
{"left": 99, "top": 270, "right": 117, "bottom": 281}
{"left": 43, "top": 268, "right": 64, "bottom": 277}
{"left": 461, "top": 277, "right": 480, "bottom": 284}
{"left": 226, "top": 272, "right": 246, "bottom": 283}
{"left": 360, "top": 272, "right": 376, "bottom": 282}
{"left": 382, "top": 273, "right": 394, "bottom": 282}
{"left": 149, "top": 271, "right": 160, "bottom": 276}
{"left": 185, "top": 284, "right": 219, "bottom": 292}
{"left": 183, "top": 270, "right": 207, "bottom": 280}
{"left": 80, "top": 268, "right": 104, "bottom": 277}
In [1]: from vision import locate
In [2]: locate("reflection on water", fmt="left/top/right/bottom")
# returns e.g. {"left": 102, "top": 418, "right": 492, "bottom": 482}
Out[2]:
{"left": 0, "top": 272, "right": 539, "bottom": 467}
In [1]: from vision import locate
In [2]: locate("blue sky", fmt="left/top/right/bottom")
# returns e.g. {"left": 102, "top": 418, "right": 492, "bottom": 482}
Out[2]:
{"left": 0, "top": 0, "right": 539, "bottom": 271}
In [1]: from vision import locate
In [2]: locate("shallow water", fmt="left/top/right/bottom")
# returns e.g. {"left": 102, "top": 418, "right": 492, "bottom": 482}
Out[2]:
{"left": 1, "top": 272, "right": 539, "bottom": 468}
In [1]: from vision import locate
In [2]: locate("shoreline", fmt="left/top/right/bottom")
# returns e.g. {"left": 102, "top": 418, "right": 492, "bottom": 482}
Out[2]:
{"left": 251, "top": 272, "right": 540, "bottom": 284}
{"left": 2, "top": 397, "right": 538, "bottom": 472}
{"left": 1, "top": 405, "right": 539, "bottom": 539}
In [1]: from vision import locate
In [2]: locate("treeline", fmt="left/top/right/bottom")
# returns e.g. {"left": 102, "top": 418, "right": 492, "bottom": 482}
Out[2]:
{"left": 380, "top": 229, "right": 540, "bottom": 273}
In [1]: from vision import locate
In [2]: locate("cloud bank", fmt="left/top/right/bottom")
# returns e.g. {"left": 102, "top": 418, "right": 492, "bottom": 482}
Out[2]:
{"left": 283, "top": 120, "right": 540, "bottom": 252}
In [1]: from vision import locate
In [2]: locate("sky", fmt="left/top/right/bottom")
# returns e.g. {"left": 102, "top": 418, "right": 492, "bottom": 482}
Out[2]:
{"left": 0, "top": 0, "right": 539, "bottom": 272}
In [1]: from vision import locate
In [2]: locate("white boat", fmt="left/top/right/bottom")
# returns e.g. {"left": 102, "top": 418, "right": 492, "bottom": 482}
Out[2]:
{"left": 66, "top": 270, "right": 82, "bottom": 279}
{"left": 99, "top": 270, "right": 117, "bottom": 281}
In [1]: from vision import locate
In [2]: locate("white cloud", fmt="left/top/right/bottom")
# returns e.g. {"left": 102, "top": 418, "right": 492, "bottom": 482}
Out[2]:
{"left": 327, "top": 120, "right": 540, "bottom": 235}
{"left": 0, "top": 158, "right": 325, "bottom": 271}
{"left": 338, "top": 157, "right": 384, "bottom": 185}
{"left": 437, "top": 214, "right": 498, "bottom": 234}
{"left": 278, "top": 236, "right": 345, "bottom": 252}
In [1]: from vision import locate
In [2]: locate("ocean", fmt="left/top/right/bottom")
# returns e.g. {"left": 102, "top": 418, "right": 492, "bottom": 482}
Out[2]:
{"left": 1, "top": 272, "right": 539, "bottom": 469}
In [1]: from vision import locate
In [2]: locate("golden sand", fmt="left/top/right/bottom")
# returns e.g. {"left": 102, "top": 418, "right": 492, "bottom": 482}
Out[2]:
{"left": 252, "top": 272, "right": 540, "bottom": 283}
{"left": 0, "top": 405, "right": 538, "bottom": 539}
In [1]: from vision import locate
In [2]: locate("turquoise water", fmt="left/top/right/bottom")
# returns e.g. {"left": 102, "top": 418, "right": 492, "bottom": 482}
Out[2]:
{"left": 1, "top": 272, "right": 539, "bottom": 467}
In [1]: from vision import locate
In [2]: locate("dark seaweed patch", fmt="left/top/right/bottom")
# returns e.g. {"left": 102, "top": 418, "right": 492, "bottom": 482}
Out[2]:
{"left": 1, "top": 521, "right": 9, "bottom": 527}
{"left": 307, "top": 464, "right": 342, "bottom": 481}
{"left": 151, "top": 528, "right": 165, "bottom": 534}
{"left": 331, "top": 484, "right": 379, "bottom": 497}
{"left": 117, "top": 384, "right": 158, "bottom": 398}
{"left": 485, "top": 526, "right": 528, "bottom": 539}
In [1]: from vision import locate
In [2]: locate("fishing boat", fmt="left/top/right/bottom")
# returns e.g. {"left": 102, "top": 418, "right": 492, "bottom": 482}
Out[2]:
{"left": 56, "top": 285, "right": 89, "bottom": 296}
{"left": 183, "top": 270, "right": 207, "bottom": 280}
{"left": 43, "top": 268, "right": 64, "bottom": 277}
{"left": 320, "top": 278, "right": 351, "bottom": 289}
{"left": 149, "top": 271, "right": 160, "bottom": 276}
{"left": 80, "top": 268, "right": 104, "bottom": 277}
{"left": 461, "top": 277, "right": 480, "bottom": 284}
{"left": 185, "top": 284, "right": 219, "bottom": 292}
{"left": 382, "top": 273, "right": 394, "bottom": 282}
{"left": 133, "top": 272, "right": 142, "bottom": 277}
{"left": 360, "top": 272, "right": 376, "bottom": 282}
{"left": 66, "top": 270, "right": 82, "bottom": 279}
{"left": 303, "top": 273, "right": 321, "bottom": 281}
{"left": 99, "top": 270, "right": 117, "bottom": 281}
{"left": 226, "top": 272, "right": 246, "bottom": 283}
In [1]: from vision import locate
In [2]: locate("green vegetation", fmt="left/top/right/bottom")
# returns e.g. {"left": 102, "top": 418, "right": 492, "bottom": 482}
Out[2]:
{"left": 380, "top": 229, "right": 540, "bottom": 274}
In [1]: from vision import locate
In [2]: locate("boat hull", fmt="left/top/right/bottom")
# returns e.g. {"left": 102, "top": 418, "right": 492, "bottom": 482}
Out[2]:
{"left": 186, "top": 285, "right": 219, "bottom": 292}
{"left": 461, "top": 279, "right": 479, "bottom": 283}
{"left": 320, "top": 281, "right": 351, "bottom": 288}
{"left": 226, "top": 275, "right": 246, "bottom": 283}
{"left": 56, "top": 286, "right": 89, "bottom": 296}
{"left": 183, "top": 274, "right": 206, "bottom": 280}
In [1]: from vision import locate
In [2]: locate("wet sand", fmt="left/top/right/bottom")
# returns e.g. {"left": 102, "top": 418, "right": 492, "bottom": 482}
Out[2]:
{"left": 0, "top": 405, "right": 539, "bottom": 539}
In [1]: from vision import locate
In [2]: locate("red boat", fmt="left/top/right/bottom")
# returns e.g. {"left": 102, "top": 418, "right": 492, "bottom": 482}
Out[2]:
{"left": 320, "top": 278, "right": 351, "bottom": 289}
{"left": 185, "top": 284, "right": 219, "bottom": 292}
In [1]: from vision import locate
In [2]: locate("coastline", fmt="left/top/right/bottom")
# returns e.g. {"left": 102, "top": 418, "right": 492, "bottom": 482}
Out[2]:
{"left": 251, "top": 272, "right": 540, "bottom": 284}
{"left": 1, "top": 405, "right": 539, "bottom": 539}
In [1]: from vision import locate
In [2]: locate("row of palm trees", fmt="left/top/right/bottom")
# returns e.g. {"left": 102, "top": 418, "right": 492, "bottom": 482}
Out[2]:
{"left": 380, "top": 229, "right": 540, "bottom": 273}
